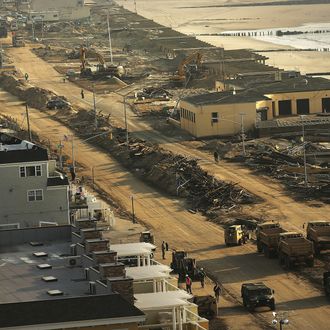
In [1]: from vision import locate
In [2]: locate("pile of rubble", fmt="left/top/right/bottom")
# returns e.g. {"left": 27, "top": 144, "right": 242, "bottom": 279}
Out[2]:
{"left": 99, "top": 130, "right": 258, "bottom": 214}
{"left": 208, "top": 138, "right": 330, "bottom": 202}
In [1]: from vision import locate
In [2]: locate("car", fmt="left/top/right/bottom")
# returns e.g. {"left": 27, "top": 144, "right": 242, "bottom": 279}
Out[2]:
{"left": 241, "top": 283, "right": 275, "bottom": 312}
{"left": 46, "top": 98, "right": 71, "bottom": 110}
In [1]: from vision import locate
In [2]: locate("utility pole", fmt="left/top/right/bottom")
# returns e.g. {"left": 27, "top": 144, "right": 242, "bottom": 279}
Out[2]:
{"left": 25, "top": 103, "right": 32, "bottom": 141}
{"left": 107, "top": 11, "right": 113, "bottom": 64}
{"left": 301, "top": 115, "right": 308, "bottom": 187}
{"left": 93, "top": 85, "right": 97, "bottom": 129}
{"left": 92, "top": 166, "right": 95, "bottom": 190}
{"left": 240, "top": 112, "right": 246, "bottom": 156}
{"left": 32, "top": 20, "right": 35, "bottom": 40}
{"left": 131, "top": 195, "right": 136, "bottom": 223}
{"left": 71, "top": 136, "right": 75, "bottom": 172}
{"left": 58, "top": 140, "right": 63, "bottom": 169}
{"left": 134, "top": 0, "right": 137, "bottom": 13}
{"left": 123, "top": 95, "right": 129, "bottom": 146}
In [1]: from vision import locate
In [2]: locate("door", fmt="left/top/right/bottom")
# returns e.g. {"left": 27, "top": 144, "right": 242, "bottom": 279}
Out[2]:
{"left": 322, "top": 97, "right": 330, "bottom": 113}
{"left": 296, "top": 99, "right": 310, "bottom": 115}
{"left": 278, "top": 100, "right": 292, "bottom": 116}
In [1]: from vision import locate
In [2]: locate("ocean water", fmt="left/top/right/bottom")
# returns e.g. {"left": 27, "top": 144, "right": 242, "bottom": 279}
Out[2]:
{"left": 223, "top": 23, "right": 330, "bottom": 50}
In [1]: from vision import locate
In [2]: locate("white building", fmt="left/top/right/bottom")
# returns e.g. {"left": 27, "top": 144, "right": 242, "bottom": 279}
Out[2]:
{"left": 0, "top": 133, "right": 70, "bottom": 229}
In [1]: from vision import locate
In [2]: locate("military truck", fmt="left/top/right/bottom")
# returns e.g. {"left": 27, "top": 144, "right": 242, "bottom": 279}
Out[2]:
{"left": 12, "top": 33, "right": 25, "bottom": 47}
{"left": 241, "top": 283, "right": 275, "bottom": 312}
{"left": 323, "top": 272, "right": 330, "bottom": 296}
{"left": 278, "top": 232, "right": 314, "bottom": 268}
{"left": 256, "top": 222, "right": 286, "bottom": 258}
{"left": 170, "top": 250, "right": 200, "bottom": 282}
{"left": 224, "top": 225, "right": 249, "bottom": 246}
{"left": 306, "top": 221, "right": 330, "bottom": 255}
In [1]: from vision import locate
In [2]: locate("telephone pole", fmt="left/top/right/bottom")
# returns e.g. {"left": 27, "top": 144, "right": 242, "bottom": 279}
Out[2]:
{"left": 25, "top": 103, "right": 32, "bottom": 141}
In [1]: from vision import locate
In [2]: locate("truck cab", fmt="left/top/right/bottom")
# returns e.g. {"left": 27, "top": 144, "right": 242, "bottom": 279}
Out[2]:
{"left": 323, "top": 272, "right": 330, "bottom": 296}
{"left": 224, "top": 225, "right": 249, "bottom": 246}
{"left": 241, "top": 283, "right": 275, "bottom": 311}
{"left": 306, "top": 221, "right": 330, "bottom": 255}
{"left": 139, "top": 231, "right": 155, "bottom": 244}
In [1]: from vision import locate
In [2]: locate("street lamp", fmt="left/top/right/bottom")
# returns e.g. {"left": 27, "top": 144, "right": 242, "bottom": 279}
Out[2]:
{"left": 300, "top": 115, "right": 308, "bottom": 187}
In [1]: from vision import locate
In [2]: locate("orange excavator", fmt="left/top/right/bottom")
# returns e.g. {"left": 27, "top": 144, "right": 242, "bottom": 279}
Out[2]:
{"left": 172, "top": 52, "right": 203, "bottom": 86}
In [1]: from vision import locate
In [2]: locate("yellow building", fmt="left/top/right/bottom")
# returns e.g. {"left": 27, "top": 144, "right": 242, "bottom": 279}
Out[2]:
{"left": 216, "top": 75, "right": 330, "bottom": 120}
{"left": 179, "top": 90, "right": 269, "bottom": 137}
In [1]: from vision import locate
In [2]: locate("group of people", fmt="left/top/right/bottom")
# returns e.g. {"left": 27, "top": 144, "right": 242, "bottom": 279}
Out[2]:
{"left": 185, "top": 269, "right": 222, "bottom": 303}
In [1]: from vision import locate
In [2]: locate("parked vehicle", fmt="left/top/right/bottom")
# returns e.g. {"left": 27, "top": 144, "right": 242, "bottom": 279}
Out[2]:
{"left": 46, "top": 98, "right": 71, "bottom": 110}
{"left": 170, "top": 250, "right": 200, "bottom": 282}
{"left": 278, "top": 232, "right": 314, "bottom": 268}
{"left": 191, "top": 295, "right": 218, "bottom": 319}
{"left": 256, "top": 222, "right": 286, "bottom": 257}
{"left": 224, "top": 225, "right": 249, "bottom": 246}
{"left": 323, "top": 272, "right": 330, "bottom": 296}
{"left": 241, "top": 283, "right": 275, "bottom": 311}
{"left": 139, "top": 231, "right": 155, "bottom": 244}
{"left": 306, "top": 221, "right": 330, "bottom": 255}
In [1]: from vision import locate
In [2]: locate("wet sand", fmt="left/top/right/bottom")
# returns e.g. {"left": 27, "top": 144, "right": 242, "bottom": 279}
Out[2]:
{"left": 116, "top": 0, "right": 330, "bottom": 75}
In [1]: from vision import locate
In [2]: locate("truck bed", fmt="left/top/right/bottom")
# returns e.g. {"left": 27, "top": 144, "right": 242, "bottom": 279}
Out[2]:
{"left": 280, "top": 238, "right": 313, "bottom": 256}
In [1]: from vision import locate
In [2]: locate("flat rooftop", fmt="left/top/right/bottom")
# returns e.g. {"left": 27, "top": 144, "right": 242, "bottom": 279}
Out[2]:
{"left": 0, "top": 240, "right": 89, "bottom": 303}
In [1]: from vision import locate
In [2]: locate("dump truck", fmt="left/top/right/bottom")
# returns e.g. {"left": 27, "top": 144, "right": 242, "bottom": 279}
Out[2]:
{"left": 306, "top": 221, "right": 330, "bottom": 255}
{"left": 323, "top": 272, "right": 330, "bottom": 296}
{"left": 278, "top": 232, "right": 314, "bottom": 268}
{"left": 191, "top": 295, "right": 218, "bottom": 319}
{"left": 256, "top": 222, "right": 286, "bottom": 258}
{"left": 224, "top": 225, "right": 249, "bottom": 246}
{"left": 241, "top": 283, "right": 275, "bottom": 312}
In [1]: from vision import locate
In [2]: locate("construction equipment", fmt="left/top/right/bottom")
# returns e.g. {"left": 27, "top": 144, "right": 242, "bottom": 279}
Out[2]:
{"left": 139, "top": 231, "right": 155, "bottom": 244}
{"left": 172, "top": 52, "right": 203, "bottom": 86}
{"left": 12, "top": 32, "right": 25, "bottom": 47}
{"left": 170, "top": 250, "right": 200, "bottom": 282}
{"left": 191, "top": 295, "right": 218, "bottom": 319}
{"left": 241, "top": 283, "right": 275, "bottom": 312}
{"left": 306, "top": 221, "right": 330, "bottom": 255}
{"left": 80, "top": 47, "right": 124, "bottom": 78}
{"left": 224, "top": 225, "right": 249, "bottom": 246}
{"left": 278, "top": 232, "right": 314, "bottom": 269}
{"left": 256, "top": 222, "right": 286, "bottom": 257}
{"left": 323, "top": 272, "right": 330, "bottom": 296}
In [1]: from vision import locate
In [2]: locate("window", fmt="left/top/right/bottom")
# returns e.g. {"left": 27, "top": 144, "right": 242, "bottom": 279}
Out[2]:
{"left": 27, "top": 189, "right": 43, "bottom": 202}
{"left": 20, "top": 165, "right": 42, "bottom": 177}
{"left": 211, "top": 112, "right": 218, "bottom": 123}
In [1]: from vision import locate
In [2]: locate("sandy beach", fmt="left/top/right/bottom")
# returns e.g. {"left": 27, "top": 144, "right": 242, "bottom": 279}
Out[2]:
{"left": 116, "top": 0, "right": 330, "bottom": 75}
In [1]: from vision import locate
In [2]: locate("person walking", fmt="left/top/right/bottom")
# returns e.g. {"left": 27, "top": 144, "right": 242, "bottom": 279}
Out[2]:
{"left": 185, "top": 274, "right": 192, "bottom": 294}
{"left": 213, "top": 151, "right": 219, "bottom": 163}
{"left": 81, "top": 89, "right": 85, "bottom": 99}
{"left": 213, "top": 283, "right": 221, "bottom": 303}
{"left": 165, "top": 241, "right": 169, "bottom": 251}
{"left": 199, "top": 268, "right": 206, "bottom": 288}
{"left": 161, "top": 241, "right": 166, "bottom": 260}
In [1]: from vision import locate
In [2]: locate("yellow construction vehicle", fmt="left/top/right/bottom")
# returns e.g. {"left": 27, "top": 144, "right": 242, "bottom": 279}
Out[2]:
{"left": 79, "top": 47, "right": 124, "bottom": 77}
{"left": 224, "top": 225, "right": 249, "bottom": 246}
{"left": 172, "top": 52, "right": 203, "bottom": 86}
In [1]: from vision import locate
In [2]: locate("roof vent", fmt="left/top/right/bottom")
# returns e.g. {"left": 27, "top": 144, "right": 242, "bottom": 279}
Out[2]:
{"left": 37, "top": 263, "right": 52, "bottom": 270}
{"left": 30, "top": 241, "right": 44, "bottom": 247}
{"left": 33, "top": 252, "right": 48, "bottom": 258}
{"left": 42, "top": 276, "right": 57, "bottom": 282}
{"left": 47, "top": 290, "right": 63, "bottom": 296}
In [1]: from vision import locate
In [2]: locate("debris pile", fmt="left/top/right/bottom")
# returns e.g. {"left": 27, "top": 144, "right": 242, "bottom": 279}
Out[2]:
{"left": 206, "top": 138, "right": 330, "bottom": 202}
{"left": 104, "top": 131, "right": 258, "bottom": 213}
